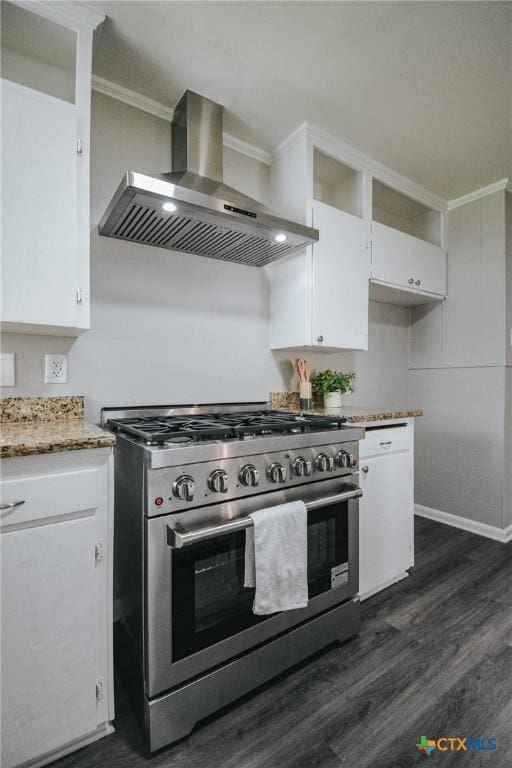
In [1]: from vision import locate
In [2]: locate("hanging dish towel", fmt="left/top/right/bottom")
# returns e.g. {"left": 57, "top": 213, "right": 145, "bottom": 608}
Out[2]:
{"left": 244, "top": 500, "right": 308, "bottom": 615}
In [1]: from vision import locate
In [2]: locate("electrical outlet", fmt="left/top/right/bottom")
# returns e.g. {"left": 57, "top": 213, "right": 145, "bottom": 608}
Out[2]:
{"left": 44, "top": 354, "right": 68, "bottom": 384}
{"left": 0, "top": 353, "right": 16, "bottom": 386}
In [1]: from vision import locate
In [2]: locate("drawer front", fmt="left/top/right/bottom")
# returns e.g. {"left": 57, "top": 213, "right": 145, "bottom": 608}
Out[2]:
{"left": 359, "top": 426, "right": 410, "bottom": 459}
{"left": 0, "top": 466, "right": 100, "bottom": 529}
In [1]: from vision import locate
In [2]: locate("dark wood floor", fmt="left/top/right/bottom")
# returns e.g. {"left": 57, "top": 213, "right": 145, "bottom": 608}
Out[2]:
{"left": 55, "top": 518, "right": 512, "bottom": 768}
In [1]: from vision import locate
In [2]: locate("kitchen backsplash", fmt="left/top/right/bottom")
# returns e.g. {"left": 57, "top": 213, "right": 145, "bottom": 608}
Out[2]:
{"left": 0, "top": 395, "right": 84, "bottom": 423}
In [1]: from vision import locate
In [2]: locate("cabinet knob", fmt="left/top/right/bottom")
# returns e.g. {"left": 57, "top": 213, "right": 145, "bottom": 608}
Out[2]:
{"left": 415, "top": 279, "right": 421, "bottom": 286}
{"left": 316, "top": 335, "right": 324, "bottom": 343}
{"left": 361, "top": 465, "right": 369, "bottom": 474}
{"left": 408, "top": 278, "right": 414, "bottom": 285}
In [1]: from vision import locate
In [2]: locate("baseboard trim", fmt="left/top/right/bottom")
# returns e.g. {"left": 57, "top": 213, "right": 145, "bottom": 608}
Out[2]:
{"left": 415, "top": 504, "right": 512, "bottom": 543}
{"left": 359, "top": 570, "right": 410, "bottom": 601}
{"left": 17, "top": 722, "right": 115, "bottom": 768}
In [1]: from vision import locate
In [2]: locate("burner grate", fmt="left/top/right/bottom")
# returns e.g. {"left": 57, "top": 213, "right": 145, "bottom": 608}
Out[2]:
{"left": 107, "top": 410, "right": 347, "bottom": 445}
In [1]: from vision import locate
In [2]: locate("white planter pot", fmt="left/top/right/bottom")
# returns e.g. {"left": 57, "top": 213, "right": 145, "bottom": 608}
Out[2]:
{"left": 324, "top": 391, "right": 342, "bottom": 408}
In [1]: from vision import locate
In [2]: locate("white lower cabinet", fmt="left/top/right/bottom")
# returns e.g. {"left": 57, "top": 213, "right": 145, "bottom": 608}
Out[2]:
{"left": 358, "top": 424, "right": 414, "bottom": 599}
{"left": 0, "top": 449, "right": 114, "bottom": 768}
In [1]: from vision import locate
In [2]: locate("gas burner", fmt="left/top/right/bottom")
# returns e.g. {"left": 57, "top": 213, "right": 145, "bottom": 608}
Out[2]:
{"left": 163, "top": 436, "right": 194, "bottom": 445}
{"left": 106, "top": 409, "right": 348, "bottom": 446}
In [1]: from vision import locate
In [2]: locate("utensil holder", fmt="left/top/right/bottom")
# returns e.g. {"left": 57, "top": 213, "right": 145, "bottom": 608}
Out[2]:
{"left": 299, "top": 382, "right": 312, "bottom": 411}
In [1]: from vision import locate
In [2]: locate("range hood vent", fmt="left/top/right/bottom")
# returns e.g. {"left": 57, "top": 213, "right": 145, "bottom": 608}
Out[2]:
{"left": 99, "top": 90, "right": 318, "bottom": 267}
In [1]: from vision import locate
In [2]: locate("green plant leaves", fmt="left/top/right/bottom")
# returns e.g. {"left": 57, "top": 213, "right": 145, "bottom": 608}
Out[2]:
{"left": 311, "top": 369, "right": 356, "bottom": 397}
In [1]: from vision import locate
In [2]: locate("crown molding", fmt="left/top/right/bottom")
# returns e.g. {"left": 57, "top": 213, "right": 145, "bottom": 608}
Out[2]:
{"left": 271, "top": 122, "right": 309, "bottom": 161}
{"left": 92, "top": 76, "right": 174, "bottom": 121}
{"left": 223, "top": 134, "right": 271, "bottom": 166}
{"left": 91, "top": 76, "right": 271, "bottom": 165}
{"left": 447, "top": 178, "right": 511, "bottom": 210}
{"left": 13, "top": 1, "right": 105, "bottom": 30}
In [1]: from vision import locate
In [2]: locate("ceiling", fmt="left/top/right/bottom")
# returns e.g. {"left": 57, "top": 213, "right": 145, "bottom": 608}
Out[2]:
{"left": 92, "top": 1, "right": 512, "bottom": 199}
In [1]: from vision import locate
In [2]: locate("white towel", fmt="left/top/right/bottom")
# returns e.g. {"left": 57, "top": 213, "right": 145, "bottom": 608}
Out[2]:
{"left": 244, "top": 500, "right": 309, "bottom": 615}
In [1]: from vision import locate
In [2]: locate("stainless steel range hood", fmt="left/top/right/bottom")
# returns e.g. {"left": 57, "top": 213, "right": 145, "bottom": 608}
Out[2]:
{"left": 99, "top": 90, "right": 318, "bottom": 267}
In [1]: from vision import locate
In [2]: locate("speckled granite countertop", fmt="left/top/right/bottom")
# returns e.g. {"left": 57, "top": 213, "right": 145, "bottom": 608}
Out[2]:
{"left": 1, "top": 396, "right": 115, "bottom": 458}
{"left": 269, "top": 393, "right": 422, "bottom": 423}
{"left": 296, "top": 405, "right": 422, "bottom": 423}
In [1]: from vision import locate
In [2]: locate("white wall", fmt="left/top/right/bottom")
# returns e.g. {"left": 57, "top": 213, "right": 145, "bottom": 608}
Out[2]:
{"left": 504, "top": 194, "right": 512, "bottom": 526}
{"left": 409, "top": 366, "right": 506, "bottom": 527}
{"left": 1, "top": 91, "right": 409, "bottom": 422}
{"left": 274, "top": 301, "right": 410, "bottom": 408}
{"left": 409, "top": 190, "right": 510, "bottom": 530}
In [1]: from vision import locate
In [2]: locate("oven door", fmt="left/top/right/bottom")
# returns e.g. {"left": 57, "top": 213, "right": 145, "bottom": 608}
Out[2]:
{"left": 145, "top": 476, "right": 360, "bottom": 697}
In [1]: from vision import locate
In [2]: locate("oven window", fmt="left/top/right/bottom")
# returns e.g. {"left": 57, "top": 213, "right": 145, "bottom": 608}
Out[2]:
{"left": 172, "top": 501, "right": 349, "bottom": 661}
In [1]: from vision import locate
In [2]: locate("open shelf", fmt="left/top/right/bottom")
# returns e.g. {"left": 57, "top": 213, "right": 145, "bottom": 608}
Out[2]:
{"left": 372, "top": 179, "right": 441, "bottom": 246}
{"left": 313, "top": 149, "right": 363, "bottom": 218}
{"left": 1, "top": 1, "right": 76, "bottom": 103}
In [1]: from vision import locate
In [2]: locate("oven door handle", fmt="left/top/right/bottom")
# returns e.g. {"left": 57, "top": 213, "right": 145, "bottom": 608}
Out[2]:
{"left": 167, "top": 485, "right": 362, "bottom": 549}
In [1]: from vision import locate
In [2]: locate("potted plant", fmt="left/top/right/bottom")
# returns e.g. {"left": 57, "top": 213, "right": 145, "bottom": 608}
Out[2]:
{"left": 311, "top": 369, "right": 356, "bottom": 409}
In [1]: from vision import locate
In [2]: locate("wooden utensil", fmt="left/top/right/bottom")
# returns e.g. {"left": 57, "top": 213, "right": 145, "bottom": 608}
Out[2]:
{"left": 292, "top": 357, "right": 312, "bottom": 411}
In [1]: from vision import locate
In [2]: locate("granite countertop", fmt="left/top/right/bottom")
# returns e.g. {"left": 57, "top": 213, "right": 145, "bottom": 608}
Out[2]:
{"left": 296, "top": 405, "right": 422, "bottom": 423}
{"left": 269, "top": 393, "right": 422, "bottom": 423}
{"left": 0, "top": 396, "right": 115, "bottom": 458}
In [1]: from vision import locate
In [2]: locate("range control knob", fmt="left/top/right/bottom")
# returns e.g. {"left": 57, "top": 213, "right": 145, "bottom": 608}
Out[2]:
{"left": 315, "top": 453, "right": 334, "bottom": 472}
{"left": 268, "top": 462, "right": 287, "bottom": 483}
{"left": 336, "top": 450, "right": 352, "bottom": 468}
{"left": 208, "top": 469, "right": 229, "bottom": 493}
{"left": 292, "top": 456, "right": 312, "bottom": 477}
{"left": 173, "top": 474, "right": 195, "bottom": 502}
{"left": 239, "top": 464, "right": 260, "bottom": 487}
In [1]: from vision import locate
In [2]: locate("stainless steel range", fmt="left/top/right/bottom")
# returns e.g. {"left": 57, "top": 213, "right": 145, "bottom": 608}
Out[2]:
{"left": 102, "top": 403, "right": 364, "bottom": 752}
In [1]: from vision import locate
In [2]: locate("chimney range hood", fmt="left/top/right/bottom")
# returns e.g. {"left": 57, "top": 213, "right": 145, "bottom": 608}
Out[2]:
{"left": 99, "top": 90, "right": 319, "bottom": 267}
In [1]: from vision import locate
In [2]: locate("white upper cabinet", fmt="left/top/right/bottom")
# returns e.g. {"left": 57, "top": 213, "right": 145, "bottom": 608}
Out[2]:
{"left": 0, "top": 1, "right": 104, "bottom": 336}
{"left": 268, "top": 124, "right": 448, "bottom": 344}
{"left": 2, "top": 81, "right": 80, "bottom": 330}
{"left": 268, "top": 133, "right": 370, "bottom": 351}
{"left": 370, "top": 179, "right": 447, "bottom": 305}
{"left": 312, "top": 201, "right": 369, "bottom": 350}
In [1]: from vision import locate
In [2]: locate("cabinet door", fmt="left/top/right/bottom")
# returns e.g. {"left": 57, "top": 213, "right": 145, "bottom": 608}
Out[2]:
{"left": 410, "top": 238, "right": 447, "bottom": 296}
{"left": 312, "top": 201, "right": 369, "bottom": 350}
{"left": 371, "top": 221, "right": 413, "bottom": 287}
{"left": 1, "top": 517, "right": 97, "bottom": 768}
{"left": 358, "top": 451, "right": 413, "bottom": 598}
{"left": 1, "top": 79, "right": 81, "bottom": 330}
{"left": 372, "top": 221, "right": 446, "bottom": 297}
